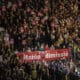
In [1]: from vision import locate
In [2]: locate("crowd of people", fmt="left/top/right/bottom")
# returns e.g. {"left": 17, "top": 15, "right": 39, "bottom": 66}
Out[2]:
{"left": 0, "top": 59, "right": 80, "bottom": 80}
{"left": 0, "top": 0, "right": 80, "bottom": 80}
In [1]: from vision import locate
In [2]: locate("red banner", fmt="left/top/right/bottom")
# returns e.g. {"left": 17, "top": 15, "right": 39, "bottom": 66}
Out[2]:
{"left": 17, "top": 48, "right": 71, "bottom": 63}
